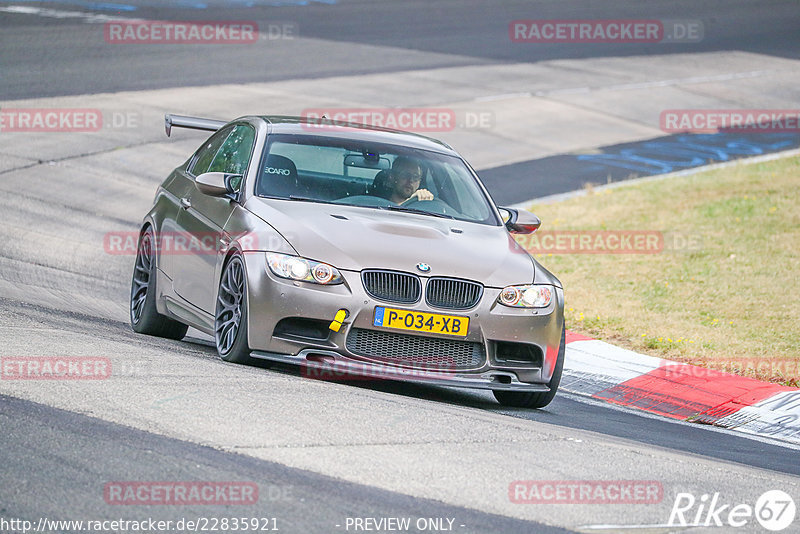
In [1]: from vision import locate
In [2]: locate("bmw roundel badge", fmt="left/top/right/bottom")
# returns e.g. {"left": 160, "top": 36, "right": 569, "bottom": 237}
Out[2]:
{"left": 416, "top": 262, "right": 431, "bottom": 273}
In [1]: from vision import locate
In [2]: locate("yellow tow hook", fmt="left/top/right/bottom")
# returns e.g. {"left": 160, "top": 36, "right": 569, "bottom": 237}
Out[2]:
{"left": 329, "top": 309, "right": 349, "bottom": 332}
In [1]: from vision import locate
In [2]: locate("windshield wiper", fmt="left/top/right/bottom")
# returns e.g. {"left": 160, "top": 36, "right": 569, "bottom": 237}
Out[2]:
{"left": 287, "top": 195, "right": 339, "bottom": 205}
{"left": 382, "top": 205, "right": 455, "bottom": 219}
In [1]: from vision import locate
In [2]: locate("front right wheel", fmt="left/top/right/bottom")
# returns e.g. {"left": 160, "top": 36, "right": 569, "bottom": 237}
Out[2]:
{"left": 493, "top": 323, "right": 565, "bottom": 409}
{"left": 214, "top": 254, "right": 253, "bottom": 364}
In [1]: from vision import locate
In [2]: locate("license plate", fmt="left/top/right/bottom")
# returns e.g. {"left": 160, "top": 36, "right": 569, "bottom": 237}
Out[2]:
{"left": 373, "top": 306, "right": 469, "bottom": 337}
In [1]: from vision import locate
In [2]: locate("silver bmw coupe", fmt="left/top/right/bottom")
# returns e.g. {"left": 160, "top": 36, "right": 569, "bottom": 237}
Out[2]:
{"left": 130, "top": 114, "right": 565, "bottom": 408}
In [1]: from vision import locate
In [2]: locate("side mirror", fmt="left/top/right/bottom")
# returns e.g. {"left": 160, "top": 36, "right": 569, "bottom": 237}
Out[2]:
{"left": 195, "top": 172, "right": 242, "bottom": 197}
{"left": 500, "top": 207, "right": 541, "bottom": 234}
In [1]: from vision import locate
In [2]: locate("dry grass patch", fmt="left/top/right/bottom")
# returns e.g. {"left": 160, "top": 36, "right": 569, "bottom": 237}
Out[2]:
{"left": 519, "top": 156, "right": 800, "bottom": 386}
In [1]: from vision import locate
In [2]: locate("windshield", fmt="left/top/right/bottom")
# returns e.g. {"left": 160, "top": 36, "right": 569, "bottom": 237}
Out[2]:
{"left": 255, "top": 134, "right": 500, "bottom": 226}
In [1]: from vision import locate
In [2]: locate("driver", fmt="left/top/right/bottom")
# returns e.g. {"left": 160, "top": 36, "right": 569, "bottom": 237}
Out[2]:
{"left": 385, "top": 156, "right": 434, "bottom": 204}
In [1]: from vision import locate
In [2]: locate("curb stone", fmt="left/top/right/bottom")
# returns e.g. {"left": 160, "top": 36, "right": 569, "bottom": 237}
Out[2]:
{"left": 563, "top": 332, "right": 800, "bottom": 445}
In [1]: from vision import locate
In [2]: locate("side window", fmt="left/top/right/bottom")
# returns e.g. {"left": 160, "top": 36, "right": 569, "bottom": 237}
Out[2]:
{"left": 190, "top": 127, "right": 232, "bottom": 176}
{"left": 207, "top": 125, "right": 256, "bottom": 178}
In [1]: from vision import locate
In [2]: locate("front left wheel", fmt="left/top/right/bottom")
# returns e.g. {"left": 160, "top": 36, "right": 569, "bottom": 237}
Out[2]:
{"left": 130, "top": 227, "right": 189, "bottom": 340}
{"left": 492, "top": 323, "right": 565, "bottom": 409}
{"left": 214, "top": 254, "right": 253, "bottom": 364}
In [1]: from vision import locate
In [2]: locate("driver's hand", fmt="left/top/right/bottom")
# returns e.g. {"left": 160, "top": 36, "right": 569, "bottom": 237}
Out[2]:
{"left": 409, "top": 188, "right": 434, "bottom": 201}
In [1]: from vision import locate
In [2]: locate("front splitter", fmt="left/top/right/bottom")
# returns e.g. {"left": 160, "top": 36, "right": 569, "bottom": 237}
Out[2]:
{"left": 251, "top": 349, "right": 550, "bottom": 392}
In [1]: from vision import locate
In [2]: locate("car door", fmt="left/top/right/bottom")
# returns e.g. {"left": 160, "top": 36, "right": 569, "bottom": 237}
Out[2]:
{"left": 159, "top": 127, "right": 231, "bottom": 281}
{"left": 172, "top": 123, "right": 256, "bottom": 314}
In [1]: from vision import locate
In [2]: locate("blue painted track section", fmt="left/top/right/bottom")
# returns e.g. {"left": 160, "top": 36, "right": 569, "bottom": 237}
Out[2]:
{"left": 479, "top": 132, "right": 800, "bottom": 204}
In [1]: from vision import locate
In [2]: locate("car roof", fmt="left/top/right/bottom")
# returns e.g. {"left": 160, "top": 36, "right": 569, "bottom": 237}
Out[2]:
{"left": 245, "top": 115, "right": 459, "bottom": 156}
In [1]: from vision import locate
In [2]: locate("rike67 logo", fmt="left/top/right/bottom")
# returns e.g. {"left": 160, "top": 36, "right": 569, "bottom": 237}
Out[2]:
{"left": 669, "top": 490, "right": 796, "bottom": 531}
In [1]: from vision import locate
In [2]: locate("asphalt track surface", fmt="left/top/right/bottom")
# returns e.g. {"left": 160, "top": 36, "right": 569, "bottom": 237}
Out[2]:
{"left": 2, "top": 1, "right": 800, "bottom": 532}
{"left": 2, "top": 300, "right": 799, "bottom": 531}
{"left": 1, "top": 0, "right": 798, "bottom": 99}
{"left": 1, "top": 394, "right": 568, "bottom": 533}
{"left": 5, "top": 298, "right": 800, "bottom": 476}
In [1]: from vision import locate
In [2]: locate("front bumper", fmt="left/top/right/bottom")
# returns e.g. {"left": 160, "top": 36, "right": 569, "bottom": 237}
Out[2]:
{"left": 242, "top": 252, "right": 564, "bottom": 391}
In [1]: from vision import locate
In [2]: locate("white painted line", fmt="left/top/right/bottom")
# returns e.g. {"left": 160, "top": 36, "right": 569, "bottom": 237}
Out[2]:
{"left": 537, "top": 69, "right": 777, "bottom": 97}
{"left": 578, "top": 523, "right": 694, "bottom": 530}
{"left": 0, "top": 5, "right": 136, "bottom": 23}
{"left": 473, "top": 92, "right": 532, "bottom": 103}
{"left": 0, "top": 5, "right": 288, "bottom": 45}
{"left": 472, "top": 69, "right": 780, "bottom": 104}
{"left": 560, "top": 392, "right": 800, "bottom": 451}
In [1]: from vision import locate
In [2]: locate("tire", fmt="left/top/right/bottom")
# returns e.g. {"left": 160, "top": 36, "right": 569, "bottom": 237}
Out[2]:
{"left": 214, "top": 254, "right": 253, "bottom": 364}
{"left": 130, "top": 227, "right": 189, "bottom": 340}
{"left": 493, "top": 323, "right": 565, "bottom": 409}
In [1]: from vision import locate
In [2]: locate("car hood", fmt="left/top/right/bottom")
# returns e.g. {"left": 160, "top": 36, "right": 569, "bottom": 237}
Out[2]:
{"left": 245, "top": 198, "right": 536, "bottom": 287}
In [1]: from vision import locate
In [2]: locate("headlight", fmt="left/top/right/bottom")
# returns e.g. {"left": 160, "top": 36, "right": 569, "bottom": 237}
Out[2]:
{"left": 498, "top": 284, "right": 553, "bottom": 308}
{"left": 266, "top": 253, "right": 343, "bottom": 285}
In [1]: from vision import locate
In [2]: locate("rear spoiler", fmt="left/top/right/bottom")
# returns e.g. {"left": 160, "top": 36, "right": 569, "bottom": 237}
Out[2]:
{"left": 165, "top": 114, "right": 227, "bottom": 137}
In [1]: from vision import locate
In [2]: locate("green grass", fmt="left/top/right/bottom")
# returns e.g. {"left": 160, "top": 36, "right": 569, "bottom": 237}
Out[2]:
{"left": 518, "top": 155, "right": 800, "bottom": 387}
